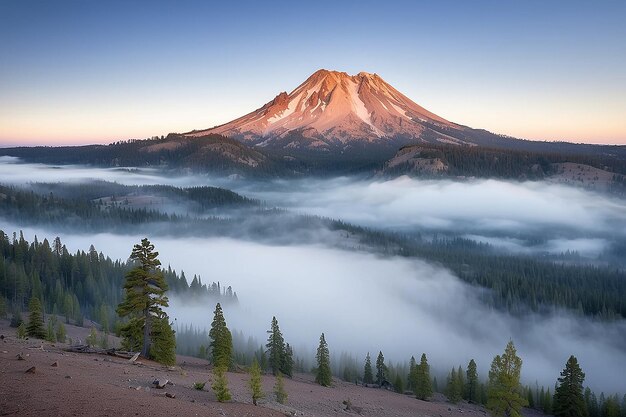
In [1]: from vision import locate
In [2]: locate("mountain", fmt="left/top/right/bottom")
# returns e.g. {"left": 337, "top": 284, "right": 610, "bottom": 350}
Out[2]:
{"left": 185, "top": 69, "right": 472, "bottom": 152}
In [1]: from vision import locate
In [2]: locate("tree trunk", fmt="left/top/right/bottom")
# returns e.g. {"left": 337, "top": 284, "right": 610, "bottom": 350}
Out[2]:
{"left": 142, "top": 309, "right": 150, "bottom": 358}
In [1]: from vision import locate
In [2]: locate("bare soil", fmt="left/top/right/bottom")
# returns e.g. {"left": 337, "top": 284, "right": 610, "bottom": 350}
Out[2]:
{"left": 0, "top": 319, "right": 506, "bottom": 417}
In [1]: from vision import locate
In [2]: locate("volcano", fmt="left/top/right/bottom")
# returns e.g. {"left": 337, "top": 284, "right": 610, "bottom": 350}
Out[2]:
{"left": 185, "top": 69, "right": 482, "bottom": 152}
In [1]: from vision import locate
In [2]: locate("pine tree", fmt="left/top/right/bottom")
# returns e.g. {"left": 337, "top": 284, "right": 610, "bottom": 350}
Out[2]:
{"left": 282, "top": 343, "right": 294, "bottom": 377}
{"left": 363, "top": 352, "right": 374, "bottom": 384}
{"left": 248, "top": 358, "right": 263, "bottom": 406}
{"left": 447, "top": 367, "right": 462, "bottom": 403}
{"left": 457, "top": 365, "right": 466, "bottom": 400}
{"left": 209, "top": 303, "right": 233, "bottom": 369}
{"left": 26, "top": 296, "right": 46, "bottom": 339}
{"left": 487, "top": 340, "right": 527, "bottom": 417}
{"left": 46, "top": 318, "right": 56, "bottom": 342}
{"left": 376, "top": 351, "right": 386, "bottom": 386}
{"left": 266, "top": 316, "right": 292, "bottom": 376}
{"left": 149, "top": 315, "right": 176, "bottom": 366}
{"left": 274, "top": 372, "right": 288, "bottom": 404}
{"left": 416, "top": 353, "right": 433, "bottom": 400}
{"left": 116, "top": 238, "right": 170, "bottom": 360}
{"left": 315, "top": 333, "right": 331, "bottom": 387}
{"left": 394, "top": 374, "right": 404, "bottom": 394}
{"left": 466, "top": 359, "right": 479, "bottom": 403}
{"left": 212, "top": 366, "right": 231, "bottom": 402}
{"left": 408, "top": 356, "right": 417, "bottom": 392}
{"left": 553, "top": 356, "right": 587, "bottom": 417}
{"left": 17, "top": 322, "right": 26, "bottom": 339}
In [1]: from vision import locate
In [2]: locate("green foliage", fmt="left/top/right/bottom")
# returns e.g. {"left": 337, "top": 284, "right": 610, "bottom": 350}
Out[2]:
{"left": 315, "top": 333, "right": 331, "bottom": 387}
{"left": 55, "top": 321, "right": 66, "bottom": 343}
{"left": 149, "top": 316, "right": 176, "bottom": 366}
{"left": 86, "top": 326, "right": 98, "bottom": 347}
{"left": 266, "top": 316, "right": 293, "bottom": 377}
{"left": 446, "top": 367, "right": 462, "bottom": 403}
{"left": 274, "top": 372, "right": 287, "bottom": 404}
{"left": 553, "top": 356, "right": 588, "bottom": 417}
{"left": 26, "top": 296, "right": 46, "bottom": 339}
{"left": 117, "top": 238, "right": 170, "bottom": 358}
{"left": 16, "top": 321, "right": 26, "bottom": 339}
{"left": 415, "top": 353, "right": 433, "bottom": 400}
{"left": 363, "top": 352, "right": 374, "bottom": 384}
{"left": 394, "top": 374, "right": 404, "bottom": 394}
{"left": 487, "top": 341, "right": 527, "bottom": 417}
{"left": 248, "top": 358, "right": 264, "bottom": 406}
{"left": 375, "top": 351, "right": 387, "bottom": 386}
{"left": 10, "top": 308, "right": 23, "bottom": 328}
{"left": 211, "top": 366, "right": 231, "bottom": 402}
{"left": 46, "top": 319, "right": 56, "bottom": 342}
{"left": 193, "top": 382, "right": 206, "bottom": 390}
{"left": 0, "top": 296, "right": 7, "bottom": 318}
{"left": 466, "top": 359, "right": 478, "bottom": 403}
{"left": 209, "top": 303, "right": 233, "bottom": 369}
{"left": 408, "top": 356, "right": 417, "bottom": 392}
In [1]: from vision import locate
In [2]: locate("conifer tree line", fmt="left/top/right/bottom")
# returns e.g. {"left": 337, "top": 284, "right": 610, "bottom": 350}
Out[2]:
{"left": 0, "top": 230, "right": 237, "bottom": 332}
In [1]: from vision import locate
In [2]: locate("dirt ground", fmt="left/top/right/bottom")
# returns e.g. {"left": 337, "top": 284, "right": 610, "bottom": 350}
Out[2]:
{"left": 0, "top": 319, "right": 505, "bottom": 417}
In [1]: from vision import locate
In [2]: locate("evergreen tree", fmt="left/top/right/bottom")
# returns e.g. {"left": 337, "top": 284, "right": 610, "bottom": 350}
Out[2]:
{"left": 394, "top": 374, "right": 404, "bottom": 394}
{"left": 26, "top": 296, "right": 46, "bottom": 339}
{"left": 315, "top": 333, "right": 331, "bottom": 387}
{"left": 527, "top": 386, "right": 535, "bottom": 408}
{"left": 211, "top": 366, "right": 231, "bottom": 402}
{"left": 487, "top": 340, "right": 527, "bottom": 417}
{"left": 248, "top": 358, "right": 263, "bottom": 406}
{"left": 466, "top": 359, "right": 479, "bottom": 403}
{"left": 376, "top": 351, "right": 387, "bottom": 386}
{"left": 274, "top": 372, "right": 288, "bottom": 404}
{"left": 416, "top": 353, "right": 433, "bottom": 400}
{"left": 150, "top": 315, "right": 176, "bottom": 365}
{"left": 46, "top": 318, "right": 56, "bottom": 342}
{"left": 363, "top": 352, "right": 374, "bottom": 384}
{"left": 0, "top": 296, "right": 7, "bottom": 318}
{"left": 282, "top": 343, "right": 294, "bottom": 377}
{"left": 408, "top": 356, "right": 417, "bottom": 392}
{"left": 447, "top": 367, "right": 462, "bottom": 403}
{"left": 553, "top": 355, "right": 587, "bottom": 417}
{"left": 457, "top": 365, "right": 466, "bottom": 400}
{"left": 116, "top": 238, "right": 170, "bottom": 359}
{"left": 265, "top": 316, "right": 293, "bottom": 376}
{"left": 209, "top": 303, "right": 233, "bottom": 369}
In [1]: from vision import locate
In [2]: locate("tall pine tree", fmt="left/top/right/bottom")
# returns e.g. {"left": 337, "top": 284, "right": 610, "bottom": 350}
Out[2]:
{"left": 487, "top": 340, "right": 527, "bottom": 417}
{"left": 466, "top": 359, "right": 479, "bottom": 403}
{"left": 209, "top": 303, "right": 233, "bottom": 369}
{"left": 26, "top": 296, "right": 46, "bottom": 339}
{"left": 363, "top": 352, "right": 374, "bottom": 384}
{"left": 315, "top": 333, "right": 331, "bottom": 387}
{"left": 416, "top": 353, "right": 433, "bottom": 400}
{"left": 553, "top": 356, "right": 587, "bottom": 417}
{"left": 116, "top": 238, "right": 171, "bottom": 360}
{"left": 376, "top": 351, "right": 387, "bottom": 386}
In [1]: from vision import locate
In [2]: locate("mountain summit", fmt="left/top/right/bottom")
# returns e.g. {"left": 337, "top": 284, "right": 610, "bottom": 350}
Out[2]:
{"left": 185, "top": 70, "right": 499, "bottom": 152}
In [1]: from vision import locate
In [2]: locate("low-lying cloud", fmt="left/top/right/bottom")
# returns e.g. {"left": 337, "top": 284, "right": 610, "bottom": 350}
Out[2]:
{"left": 3, "top": 221, "right": 624, "bottom": 394}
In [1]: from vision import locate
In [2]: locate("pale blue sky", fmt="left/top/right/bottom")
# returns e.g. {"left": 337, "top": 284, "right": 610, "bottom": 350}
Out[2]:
{"left": 1, "top": 0, "right": 625, "bottom": 145}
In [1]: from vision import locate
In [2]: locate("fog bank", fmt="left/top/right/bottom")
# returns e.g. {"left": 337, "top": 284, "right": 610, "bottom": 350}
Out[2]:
{"left": 2, "top": 221, "right": 624, "bottom": 394}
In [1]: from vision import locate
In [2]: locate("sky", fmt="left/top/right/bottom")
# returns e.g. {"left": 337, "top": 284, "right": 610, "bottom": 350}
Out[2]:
{"left": 0, "top": 0, "right": 625, "bottom": 146}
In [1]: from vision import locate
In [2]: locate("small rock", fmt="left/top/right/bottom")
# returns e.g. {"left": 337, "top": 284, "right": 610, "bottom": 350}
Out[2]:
{"left": 51, "top": 361, "right": 59, "bottom": 367}
{"left": 65, "top": 375, "right": 72, "bottom": 379}
{"left": 94, "top": 358, "right": 99, "bottom": 361}
{"left": 153, "top": 379, "right": 169, "bottom": 389}
{"left": 0, "top": 334, "right": 4, "bottom": 339}
{"left": 166, "top": 381, "right": 174, "bottom": 386}
{"left": 165, "top": 392, "right": 175, "bottom": 399}
{"left": 25, "top": 366, "right": 36, "bottom": 374}
{"left": 16, "top": 353, "right": 25, "bottom": 361}
{"left": 135, "top": 386, "right": 142, "bottom": 391}
{"left": 1, "top": 350, "right": 8, "bottom": 354}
